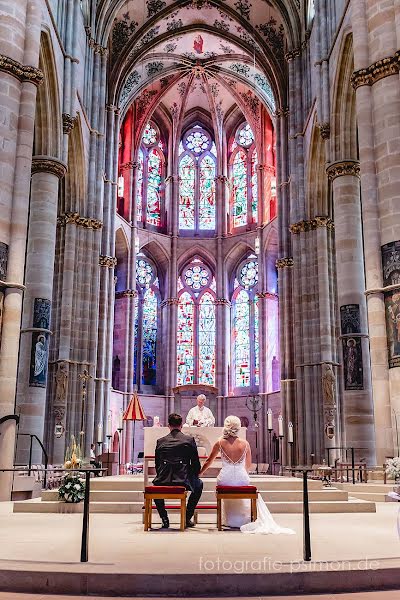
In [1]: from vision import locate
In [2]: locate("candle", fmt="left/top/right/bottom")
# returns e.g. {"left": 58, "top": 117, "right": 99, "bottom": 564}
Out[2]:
{"left": 118, "top": 411, "right": 123, "bottom": 430}
{"left": 97, "top": 423, "right": 103, "bottom": 444}
{"left": 106, "top": 414, "right": 112, "bottom": 437}
{"left": 278, "top": 414, "right": 283, "bottom": 437}
{"left": 288, "top": 422, "right": 294, "bottom": 443}
{"left": 267, "top": 408, "right": 273, "bottom": 430}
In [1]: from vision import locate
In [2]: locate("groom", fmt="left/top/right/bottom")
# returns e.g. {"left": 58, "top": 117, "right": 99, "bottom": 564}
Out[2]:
{"left": 153, "top": 413, "right": 203, "bottom": 528}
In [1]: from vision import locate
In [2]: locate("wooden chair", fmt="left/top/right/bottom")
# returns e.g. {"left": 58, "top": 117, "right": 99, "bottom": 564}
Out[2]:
{"left": 216, "top": 485, "right": 258, "bottom": 531}
{"left": 144, "top": 486, "right": 187, "bottom": 531}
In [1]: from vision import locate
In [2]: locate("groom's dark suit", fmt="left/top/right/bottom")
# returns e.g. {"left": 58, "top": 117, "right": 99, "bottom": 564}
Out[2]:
{"left": 153, "top": 428, "right": 203, "bottom": 521}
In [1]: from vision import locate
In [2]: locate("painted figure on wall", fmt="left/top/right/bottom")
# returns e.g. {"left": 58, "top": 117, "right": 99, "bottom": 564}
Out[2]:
{"left": 343, "top": 337, "right": 363, "bottom": 390}
{"left": 382, "top": 242, "right": 400, "bottom": 368}
{"left": 193, "top": 34, "right": 204, "bottom": 54}
{"left": 55, "top": 361, "right": 68, "bottom": 403}
{"left": 29, "top": 298, "right": 51, "bottom": 388}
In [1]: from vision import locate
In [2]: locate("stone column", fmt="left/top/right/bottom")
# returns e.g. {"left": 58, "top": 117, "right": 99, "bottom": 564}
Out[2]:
{"left": 0, "top": 0, "right": 42, "bottom": 499}
{"left": 15, "top": 157, "right": 67, "bottom": 463}
{"left": 215, "top": 175, "right": 229, "bottom": 407}
{"left": 351, "top": 0, "right": 399, "bottom": 461}
{"left": 327, "top": 160, "right": 375, "bottom": 463}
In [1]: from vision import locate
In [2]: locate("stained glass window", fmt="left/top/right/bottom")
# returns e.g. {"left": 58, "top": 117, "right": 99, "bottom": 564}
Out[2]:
{"left": 232, "top": 257, "right": 259, "bottom": 389}
{"left": 136, "top": 258, "right": 154, "bottom": 288}
{"left": 142, "top": 122, "right": 158, "bottom": 146}
{"left": 198, "top": 292, "right": 216, "bottom": 385}
{"left": 133, "top": 257, "right": 159, "bottom": 388}
{"left": 179, "top": 126, "right": 216, "bottom": 232}
{"left": 177, "top": 291, "right": 195, "bottom": 385}
{"left": 251, "top": 149, "right": 258, "bottom": 222}
{"left": 137, "top": 149, "right": 144, "bottom": 223}
{"left": 237, "top": 123, "right": 254, "bottom": 147}
{"left": 137, "top": 122, "right": 164, "bottom": 229}
{"left": 199, "top": 155, "right": 216, "bottom": 230}
{"left": 179, "top": 154, "right": 195, "bottom": 229}
{"left": 142, "top": 288, "right": 157, "bottom": 385}
{"left": 147, "top": 149, "right": 162, "bottom": 227}
{"left": 177, "top": 261, "right": 216, "bottom": 386}
{"left": 234, "top": 289, "right": 251, "bottom": 387}
{"left": 230, "top": 122, "right": 259, "bottom": 229}
{"left": 232, "top": 149, "right": 248, "bottom": 228}
{"left": 185, "top": 129, "right": 211, "bottom": 154}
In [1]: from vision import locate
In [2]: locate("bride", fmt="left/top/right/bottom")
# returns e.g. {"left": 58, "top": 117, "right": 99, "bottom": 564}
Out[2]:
{"left": 199, "top": 415, "right": 295, "bottom": 534}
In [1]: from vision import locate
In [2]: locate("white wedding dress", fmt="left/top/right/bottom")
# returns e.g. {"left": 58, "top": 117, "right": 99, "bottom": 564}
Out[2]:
{"left": 217, "top": 442, "right": 295, "bottom": 535}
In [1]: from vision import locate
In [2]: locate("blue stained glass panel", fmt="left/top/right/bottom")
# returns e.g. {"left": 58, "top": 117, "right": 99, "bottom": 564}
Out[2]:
{"left": 234, "top": 289, "right": 251, "bottom": 387}
{"left": 198, "top": 292, "right": 215, "bottom": 385}
{"left": 142, "top": 288, "right": 157, "bottom": 385}
{"left": 177, "top": 291, "right": 195, "bottom": 384}
{"left": 146, "top": 149, "right": 162, "bottom": 227}
{"left": 179, "top": 154, "right": 196, "bottom": 229}
{"left": 199, "top": 155, "right": 216, "bottom": 230}
{"left": 232, "top": 149, "right": 248, "bottom": 228}
{"left": 137, "top": 149, "right": 144, "bottom": 223}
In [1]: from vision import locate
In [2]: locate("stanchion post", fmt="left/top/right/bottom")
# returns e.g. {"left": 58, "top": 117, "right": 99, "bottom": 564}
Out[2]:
{"left": 117, "top": 428, "right": 122, "bottom": 474}
{"left": 81, "top": 470, "right": 91, "bottom": 563}
{"left": 351, "top": 447, "right": 355, "bottom": 484}
{"left": 303, "top": 469, "right": 311, "bottom": 562}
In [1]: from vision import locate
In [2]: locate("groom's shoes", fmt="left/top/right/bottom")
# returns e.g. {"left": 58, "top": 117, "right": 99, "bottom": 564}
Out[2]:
{"left": 185, "top": 515, "right": 195, "bottom": 528}
{"left": 161, "top": 516, "right": 170, "bottom": 529}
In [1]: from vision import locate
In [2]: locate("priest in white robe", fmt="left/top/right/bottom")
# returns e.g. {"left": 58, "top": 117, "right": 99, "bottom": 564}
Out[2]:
{"left": 186, "top": 394, "right": 215, "bottom": 427}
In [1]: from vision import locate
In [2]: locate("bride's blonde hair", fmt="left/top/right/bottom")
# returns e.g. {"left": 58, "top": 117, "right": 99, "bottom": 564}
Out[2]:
{"left": 222, "top": 415, "right": 241, "bottom": 439}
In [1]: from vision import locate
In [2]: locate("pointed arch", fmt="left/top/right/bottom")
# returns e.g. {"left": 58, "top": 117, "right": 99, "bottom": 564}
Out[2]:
{"left": 307, "top": 117, "right": 329, "bottom": 218}
{"left": 34, "top": 30, "right": 62, "bottom": 159}
{"left": 64, "top": 115, "right": 86, "bottom": 215}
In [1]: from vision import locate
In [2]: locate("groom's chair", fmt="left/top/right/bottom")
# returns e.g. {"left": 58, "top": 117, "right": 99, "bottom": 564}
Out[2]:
{"left": 144, "top": 486, "right": 187, "bottom": 531}
{"left": 216, "top": 485, "right": 258, "bottom": 531}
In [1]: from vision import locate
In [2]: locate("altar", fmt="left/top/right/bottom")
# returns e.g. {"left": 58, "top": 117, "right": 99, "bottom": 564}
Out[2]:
{"left": 144, "top": 426, "right": 247, "bottom": 484}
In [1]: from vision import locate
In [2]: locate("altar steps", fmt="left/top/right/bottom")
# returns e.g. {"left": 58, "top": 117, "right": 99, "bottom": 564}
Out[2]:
{"left": 335, "top": 482, "right": 395, "bottom": 502}
{"left": 13, "top": 475, "right": 376, "bottom": 514}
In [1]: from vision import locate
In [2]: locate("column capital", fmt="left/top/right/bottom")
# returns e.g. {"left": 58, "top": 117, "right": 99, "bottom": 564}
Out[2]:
{"left": 161, "top": 297, "right": 179, "bottom": 307}
{"left": 285, "top": 48, "right": 301, "bottom": 62}
{"left": 31, "top": 156, "right": 67, "bottom": 179}
{"left": 57, "top": 212, "right": 103, "bottom": 229}
{"left": 115, "top": 289, "right": 137, "bottom": 299}
{"left": 326, "top": 160, "right": 360, "bottom": 181}
{"left": 215, "top": 175, "right": 228, "bottom": 183}
{"left": 0, "top": 53, "right": 43, "bottom": 86}
{"left": 352, "top": 53, "right": 400, "bottom": 89}
{"left": 99, "top": 255, "right": 117, "bottom": 268}
{"left": 289, "top": 216, "right": 334, "bottom": 234}
{"left": 165, "top": 175, "right": 179, "bottom": 184}
{"left": 276, "top": 257, "right": 294, "bottom": 269}
{"left": 120, "top": 161, "right": 138, "bottom": 171}
{"left": 257, "top": 291, "right": 278, "bottom": 300}
{"left": 317, "top": 122, "right": 331, "bottom": 140}
{"left": 62, "top": 113, "right": 77, "bottom": 134}
{"left": 274, "top": 107, "right": 290, "bottom": 118}
{"left": 214, "top": 298, "right": 231, "bottom": 306}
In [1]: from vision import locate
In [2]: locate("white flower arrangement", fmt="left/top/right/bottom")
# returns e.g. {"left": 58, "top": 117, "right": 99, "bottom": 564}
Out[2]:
{"left": 385, "top": 457, "right": 400, "bottom": 480}
{"left": 58, "top": 473, "right": 85, "bottom": 503}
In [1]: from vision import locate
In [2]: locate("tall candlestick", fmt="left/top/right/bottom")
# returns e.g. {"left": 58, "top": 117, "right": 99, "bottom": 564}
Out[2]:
{"left": 106, "top": 414, "right": 112, "bottom": 438}
{"left": 278, "top": 414, "right": 283, "bottom": 437}
{"left": 288, "top": 421, "right": 294, "bottom": 443}
{"left": 267, "top": 408, "right": 273, "bottom": 430}
{"left": 118, "top": 411, "right": 123, "bottom": 430}
{"left": 97, "top": 423, "right": 103, "bottom": 444}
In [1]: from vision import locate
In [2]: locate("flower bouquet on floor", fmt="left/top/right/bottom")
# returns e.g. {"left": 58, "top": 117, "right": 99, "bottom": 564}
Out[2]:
{"left": 58, "top": 436, "right": 85, "bottom": 503}
{"left": 385, "top": 457, "right": 400, "bottom": 492}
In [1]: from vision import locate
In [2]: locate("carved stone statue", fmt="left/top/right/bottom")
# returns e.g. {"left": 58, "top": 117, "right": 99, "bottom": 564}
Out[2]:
{"left": 55, "top": 361, "right": 68, "bottom": 403}
{"left": 322, "top": 363, "right": 336, "bottom": 407}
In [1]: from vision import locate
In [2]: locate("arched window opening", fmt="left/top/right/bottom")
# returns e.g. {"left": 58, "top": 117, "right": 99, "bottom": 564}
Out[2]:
{"left": 133, "top": 255, "right": 159, "bottom": 387}
{"left": 230, "top": 122, "right": 258, "bottom": 229}
{"left": 232, "top": 256, "right": 259, "bottom": 390}
{"left": 179, "top": 127, "right": 216, "bottom": 232}
{"left": 177, "top": 259, "right": 216, "bottom": 385}
{"left": 136, "top": 122, "right": 164, "bottom": 230}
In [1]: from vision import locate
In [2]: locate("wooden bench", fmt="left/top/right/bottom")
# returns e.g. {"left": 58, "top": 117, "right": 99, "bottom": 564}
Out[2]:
{"left": 144, "top": 486, "right": 187, "bottom": 531}
{"left": 216, "top": 485, "right": 258, "bottom": 531}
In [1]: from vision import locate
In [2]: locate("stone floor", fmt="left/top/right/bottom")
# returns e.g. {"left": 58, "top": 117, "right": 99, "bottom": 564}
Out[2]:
{"left": 1, "top": 501, "right": 400, "bottom": 596}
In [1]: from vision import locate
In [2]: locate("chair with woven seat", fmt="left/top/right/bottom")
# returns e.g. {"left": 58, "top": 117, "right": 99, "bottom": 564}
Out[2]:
{"left": 216, "top": 485, "right": 258, "bottom": 531}
{"left": 144, "top": 485, "right": 187, "bottom": 531}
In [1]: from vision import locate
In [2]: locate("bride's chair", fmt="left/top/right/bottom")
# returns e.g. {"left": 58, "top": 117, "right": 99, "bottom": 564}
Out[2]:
{"left": 215, "top": 485, "right": 258, "bottom": 530}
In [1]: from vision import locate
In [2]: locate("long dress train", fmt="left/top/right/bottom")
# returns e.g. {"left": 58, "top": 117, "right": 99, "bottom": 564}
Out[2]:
{"left": 216, "top": 443, "right": 295, "bottom": 535}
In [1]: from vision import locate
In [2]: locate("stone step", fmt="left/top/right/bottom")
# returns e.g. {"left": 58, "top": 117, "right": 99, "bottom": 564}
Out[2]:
{"left": 13, "top": 496, "right": 375, "bottom": 514}
{"left": 336, "top": 482, "right": 394, "bottom": 493}
{"left": 89, "top": 476, "right": 325, "bottom": 492}
{"left": 41, "top": 488, "right": 348, "bottom": 503}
